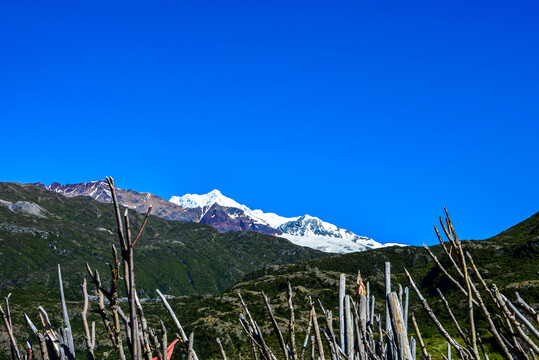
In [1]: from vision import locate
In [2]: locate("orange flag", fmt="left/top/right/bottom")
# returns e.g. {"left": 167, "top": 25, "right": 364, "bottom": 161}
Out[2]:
{"left": 356, "top": 270, "right": 365, "bottom": 297}
{"left": 152, "top": 338, "right": 180, "bottom": 360}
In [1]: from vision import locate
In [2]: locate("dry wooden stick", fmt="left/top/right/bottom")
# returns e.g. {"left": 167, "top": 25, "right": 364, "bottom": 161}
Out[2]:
{"left": 477, "top": 335, "right": 490, "bottom": 360}
{"left": 515, "top": 292, "right": 539, "bottom": 324}
{"left": 135, "top": 293, "right": 153, "bottom": 360}
{"left": 494, "top": 287, "right": 539, "bottom": 355}
{"left": 404, "top": 268, "right": 470, "bottom": 358}
{"left": 254, "top": 321, "right": 275, "bottom": 360}
{"left": 467, "top": 278, "right": 514, "bottom": 359}
{"left": 238, "top": 293, "right": 257, "bottom": 334}
{"left": 376, "top": 314, "right": 383, "bottom": 355}
{"left": 338, "top": 274, "right": 346, "bottom": 352}
{"left": 123, "top": 209, "right": 140, "bottom": 359}
{"left": 436, "top": 288, "right": 470, "bottom": 347}
{"left": 287, "top": 283, "right": 298, "bottom": 360}
{"left": 410, "top": 336, "right": 416, "bottom": 360}
{"left": 317, "top": 300, "right": 338, "bottom": 353}
{"left": 24, "top": 314, "right": 49, "bottom": 360}
{"left": 187, "top": 332, "right": 195, "bottom": 360}
{"left": 503, "top": 294, "right": 539, "bottom": 340}
{"left": 387, "top": 292, "right": 412, "bottom": 360}
{"left": 86, "top": 264, "right": 121, "bottom": 353}
{"left": 81, "top": 278, "right": 96, "bottom": 359}
{"left": 299, "top": 306, "right": 314, "bottom": 360}
{"left": 58, "top": 265, "right": 75, "bottom": 360}
{"left": 403, "top": 286, "right": 409, "bottom": 339}
{"left": 239, "top": 314, "right": 260, "bottom": 358}
{"left": 38, "top": 306, "right": 62, "bottom": 358}
{"left": 370, "top": 296, "right": 375, "bottom": 333}
{"left": 359, "top": 294, "right": 367, "bottom": 344}
{"left": 239, "top": 313, "right": 261, "bottom": 360}
{"left": 465, "top": 252, "right": 498, "bottom": 305}
{"left": 156, "top": 289, "right": 199, "bottom": 360}
{"left": 434, "top": 226, "right": 464, "bottom": 279}
{"left": 109, "top": 245, "right": 121, "bottom": 339}
{"left": 352, "top": 297, "right": 368, "bottom": 360}
{"left": 344, "top": 295, "right": 354, "bottom": 357}
{"left": 422, "top": 244, "right": 478, "bottom": 306}
{"left": 106, "top": 177, "right": 127, "bottom": 250}
{"left": 132, "top": 204, "right": 153, "bottom": 248}
{"left": 0, "top": 297, "right": 21, "bottom": 360}
{"left": 238, "top": 293, "right": 261, "bottom": 360}
{"left": 366, "top": 282, "right": 370, "bottom": 324}
{"left": 310, "top": 298, "right": 325, "bottom": 360}
{"left": 217, "top": 338, "right": 228, "bottom": 360}
{"left": 439, "top": 216, "right": 461, "bottom": 269}
{"left": 465, "top": 253, "right": 522, "bottom": 358}
{"left": 262, "top": 292, "right": 289, "bottom": 360}
{"left": 320, "top": 328, "right": 337, "bottom": 360}
{"left": 150, "top": 328, "right": 163, "bottom": 360}
{"left": 3, "top": 294, "right": 15, "bottom": 358}
{"left": 411, "top": 314, "right": 429, "bottom": 360}
{"left": 25, "top": 340, "right": 31, "bottom": 360}
{"left": 160, "top": 320, "right": 168, "bottom": 360}
{"left": 385, "top": 262, "right": 392, "bottom": 335}
{"left": 85, "top": 264, "right": 111, "bottom": 300}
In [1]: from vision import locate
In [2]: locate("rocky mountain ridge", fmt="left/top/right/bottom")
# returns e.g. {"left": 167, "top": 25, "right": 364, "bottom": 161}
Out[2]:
{"left": 39, "top": 180, "right": 399, "bottom": 253}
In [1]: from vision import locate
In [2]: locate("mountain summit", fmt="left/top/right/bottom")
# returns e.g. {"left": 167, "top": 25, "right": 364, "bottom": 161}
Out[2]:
{"left": 170, "top": 189, "right": 248, "bottom": 211}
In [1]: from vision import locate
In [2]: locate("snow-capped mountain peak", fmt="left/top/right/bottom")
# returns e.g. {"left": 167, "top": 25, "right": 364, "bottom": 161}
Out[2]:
{"left": 168, "top": 189, "right": 396, "bottom": 253}
{"left": 170, "top": 189, "right": 250, "bottom": 212}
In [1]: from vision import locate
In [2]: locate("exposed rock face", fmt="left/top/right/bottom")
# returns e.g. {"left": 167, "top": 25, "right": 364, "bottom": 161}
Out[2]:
{"left": 41, "top": 180, "right": 202, "bottom": 222}
{"left": 199, "top": 203, "right": 282, "bottom": 235}
{"left": 0, "top": 199, "right": 47, "bottom": 218}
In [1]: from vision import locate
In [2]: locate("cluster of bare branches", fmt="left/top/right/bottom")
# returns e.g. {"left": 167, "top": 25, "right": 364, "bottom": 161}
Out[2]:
{"left": 0, "top": 178, "right": 200, "bottom": 360}
{"left": 235, "top": 265, "right": 417, "bottom": 360}
{"left": 405, "top": 208, "right": 539, "bottom": 360}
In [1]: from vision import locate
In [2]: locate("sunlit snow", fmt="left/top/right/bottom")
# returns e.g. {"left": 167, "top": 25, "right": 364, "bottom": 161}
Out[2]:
{"left": 169, "top": 189, "right": 404, "bottom": 253}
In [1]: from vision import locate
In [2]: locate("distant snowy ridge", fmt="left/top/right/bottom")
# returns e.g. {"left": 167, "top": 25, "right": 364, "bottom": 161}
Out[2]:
{"left": 170, "top": 189, "right": 399, "bottom": 253}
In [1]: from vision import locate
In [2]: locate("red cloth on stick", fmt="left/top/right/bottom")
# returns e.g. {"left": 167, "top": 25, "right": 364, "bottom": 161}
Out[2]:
{"left": 152, "top": 338, "right": 180, "bottom": 360}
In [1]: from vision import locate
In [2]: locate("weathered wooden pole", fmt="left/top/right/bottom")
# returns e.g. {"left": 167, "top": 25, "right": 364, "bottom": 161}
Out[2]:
{"left": 359, "top": 294, "right": 367, "bottom": 338}
{"left": 366, "top": 282, "right": 370, "bottom": 324}
{"left": 339, "top": 274, "right": 346, "bottom": 351}
{"left": 385, "top": 262, "right": 392, "bottom": 334}
{"left": 410, "top": 336, "right": 416, "bottom": 360}
{"left": 387, "top": 292, "right": 412, "bottom": 360}
{"left": 371, "top": 296, "right": 375, "bottom": 329}
{"left": 345, "top": 295, "right": 354, "bottom": 358}
{"left": 58, "top": 265, "right": 75, "bottom": 360}
{"left": 404, "top": 287, "right": 409, "bottom": 340}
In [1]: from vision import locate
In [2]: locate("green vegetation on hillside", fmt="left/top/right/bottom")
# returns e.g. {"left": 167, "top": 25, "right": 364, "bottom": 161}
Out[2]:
{"left": 0, "top": 182, "right": 327, "bottom": 301}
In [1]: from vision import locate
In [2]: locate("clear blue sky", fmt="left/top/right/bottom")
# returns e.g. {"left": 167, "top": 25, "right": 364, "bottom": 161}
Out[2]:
{"left": 1, "top": 1, "right": 538, "bottom": 246}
